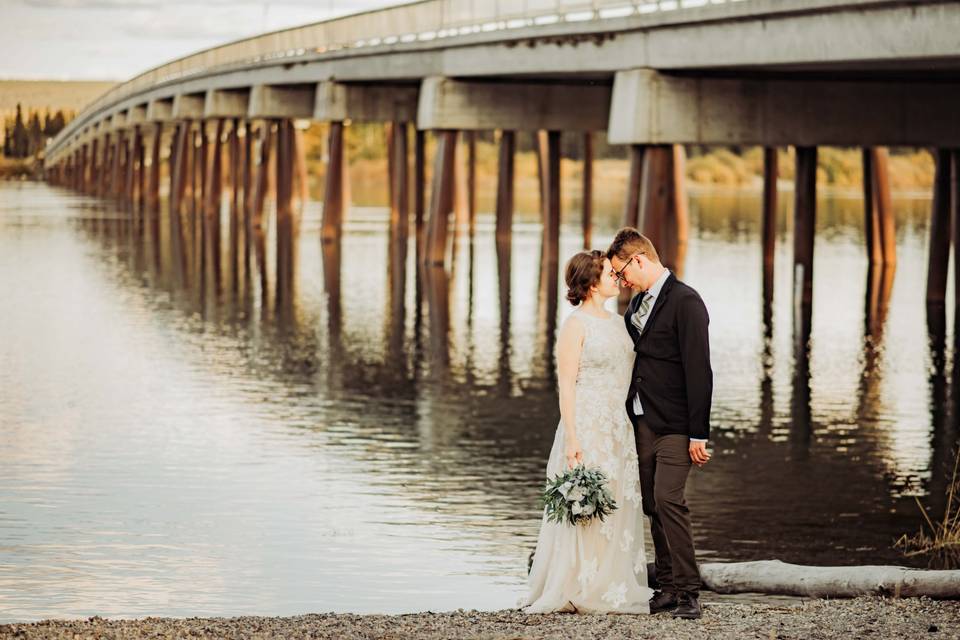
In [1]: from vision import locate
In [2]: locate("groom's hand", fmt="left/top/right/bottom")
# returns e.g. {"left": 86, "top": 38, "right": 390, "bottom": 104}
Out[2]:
{"left": 689, "top": 441, "right": 711, "bottom": 466}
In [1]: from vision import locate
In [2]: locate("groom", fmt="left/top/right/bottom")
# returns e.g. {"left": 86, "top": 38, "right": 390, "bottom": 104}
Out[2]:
{"left": 607, "top": 228, "right": 712, "bottom": 620}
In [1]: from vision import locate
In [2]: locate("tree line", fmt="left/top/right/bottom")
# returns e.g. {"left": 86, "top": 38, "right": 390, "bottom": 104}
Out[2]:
{"left": 2, "top": 104, "right": 72, "bottom": 158}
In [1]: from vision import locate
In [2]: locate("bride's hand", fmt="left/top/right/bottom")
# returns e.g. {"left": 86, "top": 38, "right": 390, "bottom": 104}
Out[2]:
{"left": 564, "top": 439, "right": 583, "bottom": 469}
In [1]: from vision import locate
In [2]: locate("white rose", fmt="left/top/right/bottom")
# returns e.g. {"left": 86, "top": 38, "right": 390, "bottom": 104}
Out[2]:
{"left": 571, "top": 502, "right": 583, "bottom": 515}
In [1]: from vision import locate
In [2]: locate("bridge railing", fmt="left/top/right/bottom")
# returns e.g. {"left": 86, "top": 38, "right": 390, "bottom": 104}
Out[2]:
{"left": 49, "top": 0, "right": 743, "bottom": 158}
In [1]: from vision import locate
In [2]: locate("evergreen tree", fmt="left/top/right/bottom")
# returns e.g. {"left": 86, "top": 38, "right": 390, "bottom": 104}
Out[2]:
{"left": 28, "top": 111, "right": 43, "bottom": 155}
{"left": 51, "top": 110, "right": 66, "bottom": 136}
{"left": 2, "top": 118, "right": 11, "bottom": 157}
{"left": 12, "top": 104, "right": 28, "bottom": 158}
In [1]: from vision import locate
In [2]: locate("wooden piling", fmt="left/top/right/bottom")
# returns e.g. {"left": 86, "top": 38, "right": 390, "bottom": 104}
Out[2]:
{"left": 149, "top": 123, "right": 162, "bottom": 213}
{"left": 414, "top": 129, "right": 426, "bottom": 251}
{"left": 392, "top": 121, "right": 410, "bottom": 238}
{"left": 90, "top": 138, "right": 99, "bottom": 196}
{"left": 242, "top": 121, "right": 253, "bottom": 277}
{"left": 864, "top": 147, "right": 896, "bottom": 267}
{"left": 794, "top": 146, "right": 818, "bottom": 310}
{"left": 466, "top": 130, "right": 477, "bottom": 238}
{"left": 663, "top": 144, "right": 689, "bottom": 274}
{"left": 926, "top": 149, "right": 951, "bottom": 307}
{"left": 762, "top": 147, "right": 778, "bottom": 274}
{"left": 541, "top": 130, "right": 561, "bottom": 270}
{"left": 952, "top": 150, "right": 960, "bottom": 311}
{"left": 495, "top": 130, "right": 515, "bottom": 245}
{"left": 535, "top": 130, "right": 549, "bottom": 223}
{"left": 251, "top": 121, "right": 274, "bottom": 233}
{"left": 322, "top": 121, "right": 345, "bottom": 243}
{"left": 112, "top": 130, "right": 124, "bottom": 200}
{"left": 293, "top": 124, "right": 308, "bottom": 211}
{"left": 424, "top": 130, "right": 458, "bottom": 266}
{"left": 99, "top": 133, "right": 110, "bottom": 197}
{"left": 276, "top": 119, "right": 296, "bottom": 306}
{"left": 205, "top": 119, "right": 225, "bottom": 291}
{"left": 623, "top": 145, "right": 644, "bottom": 228}
{"left": 386, "top": 122, "right": 396, "bottom": 221}
{"left": 582, "top": 132, "right": 593, "bottom": 249}
{"left": 135, "top": 128, "right": 145, "bottom": 215}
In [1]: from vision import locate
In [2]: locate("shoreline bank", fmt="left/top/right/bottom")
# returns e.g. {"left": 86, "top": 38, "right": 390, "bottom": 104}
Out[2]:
{"left": 2, "top": 597, "right": 958, "bottom": 639}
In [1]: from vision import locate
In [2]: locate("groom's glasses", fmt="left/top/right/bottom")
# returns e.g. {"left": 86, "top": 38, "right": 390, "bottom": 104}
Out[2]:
{"left": 612, "top": 252, "right": 645, "bottom": 283}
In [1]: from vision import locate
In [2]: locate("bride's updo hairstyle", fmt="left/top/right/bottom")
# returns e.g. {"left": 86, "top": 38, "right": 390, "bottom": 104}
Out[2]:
{"left": 565, "top": 250, "right": 605, "bottom": 306}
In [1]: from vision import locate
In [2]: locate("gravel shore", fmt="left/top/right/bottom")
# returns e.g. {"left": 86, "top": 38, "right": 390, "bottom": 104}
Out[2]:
{"left": 3, "top": 597, "right": 959, "bottom": 639}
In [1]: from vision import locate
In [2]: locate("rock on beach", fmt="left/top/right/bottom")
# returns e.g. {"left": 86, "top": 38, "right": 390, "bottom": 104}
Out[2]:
{"left": 1, "top": 597, "right": 958, "bottom": 639}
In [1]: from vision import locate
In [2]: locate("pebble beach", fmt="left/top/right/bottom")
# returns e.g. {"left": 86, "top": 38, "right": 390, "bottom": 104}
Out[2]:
{"left": 2, "top": 597, "right": 959, "bottom": 640}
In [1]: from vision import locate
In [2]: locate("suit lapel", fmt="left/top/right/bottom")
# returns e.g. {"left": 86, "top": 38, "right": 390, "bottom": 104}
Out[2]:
{"left": 637, "top": 273, "right": 675, "bottom": 345}
{"left": 625, "top": 291, "right": 644, "bottom": 343}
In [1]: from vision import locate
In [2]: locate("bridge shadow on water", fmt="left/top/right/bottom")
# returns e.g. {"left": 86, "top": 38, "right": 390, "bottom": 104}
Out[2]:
{"left": 59, "top": 179, "right": 960, "bottom": 574}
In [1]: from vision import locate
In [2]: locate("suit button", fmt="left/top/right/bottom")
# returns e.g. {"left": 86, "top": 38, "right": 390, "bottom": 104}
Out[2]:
{"left": 637, "top": 376, "right": 643, "bottom": 383}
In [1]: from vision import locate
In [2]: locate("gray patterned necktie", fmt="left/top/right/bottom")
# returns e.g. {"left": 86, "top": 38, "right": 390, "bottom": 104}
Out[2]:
{"left": 631, "top": 294, "right": 653, "bottom": 334}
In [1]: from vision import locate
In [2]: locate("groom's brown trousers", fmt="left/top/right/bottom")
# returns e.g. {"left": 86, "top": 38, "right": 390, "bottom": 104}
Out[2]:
{"left": 635, "top": 416, "right": 702, "bottom": 594}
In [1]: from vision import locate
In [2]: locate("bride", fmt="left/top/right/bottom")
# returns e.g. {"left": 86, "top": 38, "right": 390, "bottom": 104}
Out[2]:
{"left": 521, "top": 250, "right": 653, "bottom": 614}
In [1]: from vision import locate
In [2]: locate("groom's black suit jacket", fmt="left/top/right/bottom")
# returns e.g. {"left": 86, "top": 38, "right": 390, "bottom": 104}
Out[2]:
{"left": 624, "top": 272, "right": 713, "bottom": 441}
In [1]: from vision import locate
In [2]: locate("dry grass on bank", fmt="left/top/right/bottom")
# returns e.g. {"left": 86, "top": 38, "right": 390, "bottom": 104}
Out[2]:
{"left": 897, "top": 450, "right": 960, "bottom": 569}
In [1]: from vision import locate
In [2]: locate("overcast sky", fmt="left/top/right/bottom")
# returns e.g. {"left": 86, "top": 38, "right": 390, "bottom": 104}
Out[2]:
{"left": 0, "top": 0, "right": 414, "bottom": 81}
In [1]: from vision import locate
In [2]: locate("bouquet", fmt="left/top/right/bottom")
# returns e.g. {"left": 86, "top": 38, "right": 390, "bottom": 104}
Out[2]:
{"left": 540, "top": 464, "right": 618, "bottom": 526}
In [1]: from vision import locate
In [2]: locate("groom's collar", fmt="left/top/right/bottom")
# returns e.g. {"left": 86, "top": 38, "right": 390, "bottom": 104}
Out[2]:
{"left": 643, "top": 268, "right": 671, "bottom": 300}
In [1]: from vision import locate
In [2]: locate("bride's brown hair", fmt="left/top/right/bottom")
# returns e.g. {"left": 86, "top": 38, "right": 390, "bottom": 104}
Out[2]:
{"left": 564, "top": 250, "right": 605, "bottom": 306}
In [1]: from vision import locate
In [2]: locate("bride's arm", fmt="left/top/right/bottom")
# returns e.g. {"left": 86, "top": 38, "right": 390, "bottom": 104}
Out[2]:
{"left": 557, "top": 316, "right": 585, "bottom": 468}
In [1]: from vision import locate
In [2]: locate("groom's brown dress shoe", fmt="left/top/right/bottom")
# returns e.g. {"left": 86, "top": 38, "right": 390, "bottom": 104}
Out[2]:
{"left": 648, "top": 590, "right": 679, "bottom": 614}
{"left": 672, "top": 592, "right": 702, "bottom": 620}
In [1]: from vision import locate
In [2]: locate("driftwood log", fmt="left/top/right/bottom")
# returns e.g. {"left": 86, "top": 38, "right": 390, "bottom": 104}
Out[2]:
{"left": 529, "top": 552, "right": 960, "bottom": 598}
{"left": 696, "top": 560, "right": 960, "bottom": 599}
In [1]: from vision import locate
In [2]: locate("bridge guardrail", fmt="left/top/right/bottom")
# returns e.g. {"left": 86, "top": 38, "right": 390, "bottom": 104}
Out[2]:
{"left": 47, "top": 0, "right": 743, "bottom": 160}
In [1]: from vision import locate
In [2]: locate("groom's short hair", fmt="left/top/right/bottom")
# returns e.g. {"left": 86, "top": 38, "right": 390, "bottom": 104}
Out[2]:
{"left": 607, "top": 227, "right": 660, "bottom": 264}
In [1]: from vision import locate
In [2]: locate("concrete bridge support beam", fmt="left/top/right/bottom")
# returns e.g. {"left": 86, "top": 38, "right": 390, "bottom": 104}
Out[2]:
{"left": 315, "top": 81, "right": 418, "bottom": 123}
{"left": 205, "top": 89, "right": 250, "bottom": 120}
{"left": 417, "top": 76, "right": 609, "bottom": 132}
{"left": 610, "top": 69, "right": 960, "bottom": 147}
{"left": 250, "top": 85, "right": 314, "bottom": 119}
{"left": 146, "top": 98, "right": 173, "bottom": 123}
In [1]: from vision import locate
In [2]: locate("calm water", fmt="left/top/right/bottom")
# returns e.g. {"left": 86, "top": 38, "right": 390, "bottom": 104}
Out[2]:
{"left": 0, "top": 179, "right": 956, "bottom": 623}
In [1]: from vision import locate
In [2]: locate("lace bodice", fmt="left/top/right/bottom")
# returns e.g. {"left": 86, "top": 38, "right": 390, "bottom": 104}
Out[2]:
{"left": 572, "top": 309, "right": 635, "bottom": 404}
{"left": 563, "top": 310, "right": 639, "bottom": 488}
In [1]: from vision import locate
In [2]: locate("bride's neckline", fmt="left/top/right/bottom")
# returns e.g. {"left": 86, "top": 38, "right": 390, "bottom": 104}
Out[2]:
{"left": 576, "top": 308, "right": 616, "bottom": 321}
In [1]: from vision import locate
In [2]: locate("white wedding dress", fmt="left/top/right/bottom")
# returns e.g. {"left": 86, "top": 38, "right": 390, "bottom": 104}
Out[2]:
{"left": 520, "top": 309, "right": 653, "bottom": 614}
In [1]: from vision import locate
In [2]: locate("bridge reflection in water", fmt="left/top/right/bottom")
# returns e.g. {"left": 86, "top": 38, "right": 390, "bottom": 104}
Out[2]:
{"left": 2, "top": 176, "right": 958, "bottom": 620}
{"left": 67, "top": 171, "right": 956, "bottom": 550}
